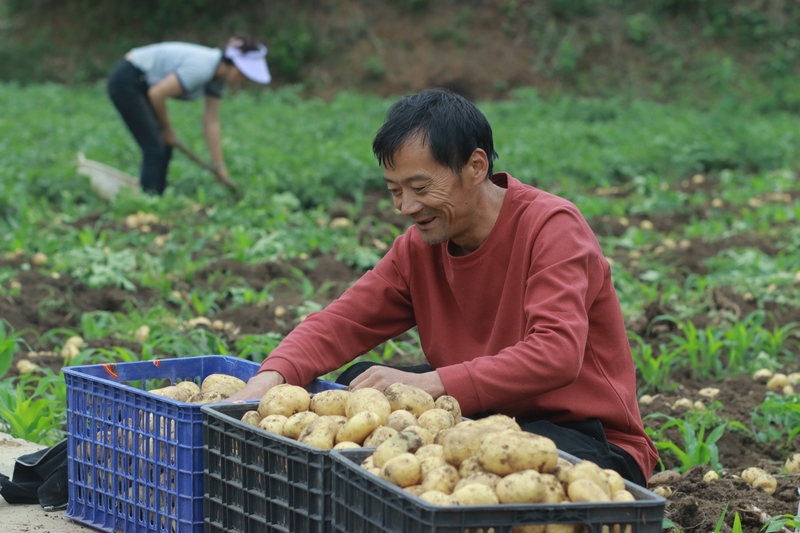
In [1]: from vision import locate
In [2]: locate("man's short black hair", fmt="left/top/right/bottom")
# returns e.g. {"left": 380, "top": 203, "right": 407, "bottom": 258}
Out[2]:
{"left": 372, "top": 88, "right": 499, "bottom": 179}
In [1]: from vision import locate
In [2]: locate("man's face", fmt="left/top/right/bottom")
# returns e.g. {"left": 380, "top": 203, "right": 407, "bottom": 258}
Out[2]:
{"left": 383, "top": 137, "right": 473, "bottom": 247}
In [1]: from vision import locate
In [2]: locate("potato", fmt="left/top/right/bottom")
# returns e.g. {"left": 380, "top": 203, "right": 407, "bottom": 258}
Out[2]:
{"left": 384, "top": 383, "right": 435, "bottom": 416}
{"left": 417, "top": 408, "right": 455, "bottom": 434}
{"left": 337, "top": 411, "right": 383, "bottom": 444}
{"left": 373, "top": 429, "right": 426, "bottom": 468}
{"left": 346, "top": 388, "right": 391, "bottom": 423}
{"left": 495, "top": 470, "right": 548, "bottom": 504}
{"left": 310, "top": 389, "right": 351, "bottom": 417}
{"left": 419, "top": 491, "right": 459, "bottom": 506}
{"left": 740, "top": 467, "right": 766, "bottom": 485}
{"left": 175, "top": 380, "right": 201, "bottom": 395}
{"left": 512, "top": 526, "right": 546, "bottom": 533}
{"left": 333, "top": 441, "right": 361, "bottom": 450}
{"left": 421, "top": 464, "right": 460, "bottom": 494}
{"left": 381, "top": 452, "right": 422, "bottom": 488}
{"left": 452, "top": 483, "right": 499, "bottom": 505}
{"left": 404, "top": 485, "right": 426, "bottom": 497}
{"left": 363, "top": 426, "right": 398, "bottom": 447}
{"left": 539, "top": 473, "right": 568, "bottom": 503}
{"left": 603, "top": 469, "right": 626, "bottom": 494}
{"left": 385, "top": 409, "right": 418, "bottom": 432}
{"left": 403, "top": 425, "right": 434, "bottom": 446}
{"left": 361, "top": 456, "right": 375, "bottom": 470}
{"left": 453, "top": 471, "right": 502, "bottom": 493}
{"left": 442, "top": 424, "right": 504, "bottom": 467}
{"left": 415, "top": 444, "right": 445, "bottom": 461}
{"left": 472, "top": 414, "right": 521, "bottom": 431}
{"left": 201, "top": 373, "right": 246, "bottom": 393}
{"left": 240, "top": 410, "right": 263, "bottom": 427}
{"left": 434, "top": 395, "right": 462, "bottom": 424}
{"left": 258, "top": 385, "right": 311, "bottom": 418}
{"left": 419, "top": 456, "right": 448, "bottom": 478}
{"left": 551, "top": 457, "right": 574, "bottom": 485}
{"left": 477, "top": 430, "right": 558, "bottom": 476}
{"left": 283, "top": 411, "right": 320, "bottom": 440}
{"left": 612, "top": 489, "right": 635, "bottom": 502}
{"left": 259, "top": 414, "right": 288, "bottom": 435}
{"left": 752, "top": 473, "right": 777, "bottom": 495}
{"left": 187, "top": 390, "right": 226, "bottom": 404}
{"left": 785, "top": 453, "right": 800, "bottom": 474}
{"left": 149, "top": 386, "right": 191, "bottom": 402}
{"left": 567, "top": 479, "right": 611, "bottom": 503}
{"left": 565, "top": 461, "right": 611, "bottom": 497}
{"left": 458, "top": 456, "right": 485, "bottom": 477}
{"left": 298, "top": 416, "right": 341, "bottom": 450}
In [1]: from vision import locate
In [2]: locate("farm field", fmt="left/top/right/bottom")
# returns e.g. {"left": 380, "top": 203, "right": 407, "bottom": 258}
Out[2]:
{"left": 0, "top": 83, "right": 799, "bottom": 532}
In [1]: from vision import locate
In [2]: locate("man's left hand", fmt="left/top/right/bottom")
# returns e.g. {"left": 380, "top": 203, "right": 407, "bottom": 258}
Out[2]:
{"left": 348, "top": 366, "right": 446, "bottom": 398}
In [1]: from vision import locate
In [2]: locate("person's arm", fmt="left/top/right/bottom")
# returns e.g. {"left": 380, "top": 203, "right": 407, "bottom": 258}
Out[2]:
{"left": 348, "top": 366, "right": 446, "bottom": 398}
{"left": 202, "top": 95, "right": 230, "bottom": 183}
{"left": 147, "top": 73, "right": 184, "bottom": 144}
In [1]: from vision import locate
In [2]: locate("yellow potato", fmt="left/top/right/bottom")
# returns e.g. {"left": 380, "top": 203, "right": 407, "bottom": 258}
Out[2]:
{"left": 346, "top": 388, "right": 391, "bottom": 423}
{"left": 149, "top": 386, "right": 191, "bottom": 402}
{"left": 452, "top": 483, "right": 499, "bottom": 505}
{"left": 495, "top": 470, "right": 548, "bottom": 504}
{"left": 612, "top": 489, "right": 635, "bottom": 502}
{"left": 421, "top": 464, "right": 460, "bottom": 494}
{"left": 361, "top": 456, "right": 375, "bottom": 470}
{"left": 477, "top": 430, "right": 558, "bottom": 476}
{"left": 384, "top": 383, "right": 435, "bottom": 416}
{"left": 363, "top": 426, "right": 398, "bottom": 447}
{"left": 381, "top": 452, "right": 422, "bottom": 488}
{"left": 752, "top": 473, "right": 777, "bottom": 495}
{"left": 539, "top": 473, "right": 568, "bottom": 503}
{"left": 333, "top": 441, "right": 361, "bottom": 450}
{"left": 453, "top": 471, "right": 502, "bottom": 493}
{"left": 403, "top": 425, "right": 434, "bottom": 446}
{"left": 441, "top": 424, "right": 505, "bottom": 467}
{"left": 419, "top": 456, "right": 448, "bottom": 478}
{"left": 175, "top": 380, "right": 201, "bottom": 396}
{"left": 415, "top": 444, "right": 445, "bottom": 461}
{"left": 240, "top": 410, "right": 263, "bottom": 427}
{"left": 258, "top": 385, "right": 311, "bottom": 418}
{"left": 298, "top": 416, "right": 341, "bottom": 450}
{"left": 283, "top": 411, "right": 320, "bottom": 440}
{"left": 404, "top": 485, "right": 426, "bottom": 497}
{"left": 187, "top": 390, "right": 226, "bottom": 404}
{"left": 385, "top": 409, "right": 418, "bottom": 432}
{"left": 417, "top": 408, "right": 455, "bottom": 434}
{"left": 258, "top": 414, "right": 288, "bottom": 435}
{"left": 603, "top": 469, "right": 626, "bottom": 494}
{"left": 201, "top": 373, "right": 246, "bottom": 393}
{"left": 567, "top": 478, "right": 611, "bottom": 503}
{"left": 740, "top": 467, "right": 766, "bottom": 485}
{"left": 310, "top": 389, "right": 351, "bottom": 417}
{"left": 336, "top": 411, "right": 383, "bottom": 444}
{"left": 567, "top": 461, "right": 611, "bottom": 497}
{"left": 419, "top": 491, "right": 459, "bottom": 506}
{"left": 373, "top": 429, "right": 426, "bottom": 468}
{"left": 552, "top": 457, "right": 575, "bottom": 485}
{"left": 434, "top": 395, "right": 462, "bottom": 424}
{"left": 471, "top": 414, "right": 521, "bottom": 431}
{"left": 458, "top": 456, "right": 485, "bottom": 477}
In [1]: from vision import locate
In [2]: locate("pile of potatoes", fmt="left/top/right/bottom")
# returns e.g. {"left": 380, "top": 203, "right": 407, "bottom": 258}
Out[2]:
{"left": 239, "top": 382, "right": 462, "bottom": 451}
{"left": 359, "top": 414, "right": 636, "bottom": 512}
{"left": 148, "top": 373, "right": 246, "bottom": 403}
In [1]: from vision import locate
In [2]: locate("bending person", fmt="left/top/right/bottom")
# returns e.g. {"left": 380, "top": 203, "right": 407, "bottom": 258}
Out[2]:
{"left": 107, "top": 35, "right": 270, "bottom": 194}
{"left": 229, "top": 89, "right": 659, "bottom": 486}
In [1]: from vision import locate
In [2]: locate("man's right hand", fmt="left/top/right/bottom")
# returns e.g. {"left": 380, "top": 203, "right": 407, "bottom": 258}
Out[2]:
{"left": 227, "top": 370, "right": 285, "bottom": 402}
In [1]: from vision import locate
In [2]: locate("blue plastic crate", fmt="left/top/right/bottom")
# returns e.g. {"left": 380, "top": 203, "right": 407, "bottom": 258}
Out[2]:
{"left": 63, "top": 355, "right": 263, "bottom": 533}
{"left": 330, "top": 448, "right": 666, "bottom": 533}
{"left": 202, "top": 382, "right": 346, "bottom": 533}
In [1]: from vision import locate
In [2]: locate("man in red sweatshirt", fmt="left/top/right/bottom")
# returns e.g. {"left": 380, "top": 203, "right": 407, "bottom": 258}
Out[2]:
{"left": 230, "top": 89, "right": 658, "bottom": 485}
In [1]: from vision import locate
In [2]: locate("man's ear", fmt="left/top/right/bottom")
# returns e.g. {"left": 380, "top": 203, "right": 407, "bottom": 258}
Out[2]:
{"left": 465, "top": 148, "right": 490, "bottom": 184}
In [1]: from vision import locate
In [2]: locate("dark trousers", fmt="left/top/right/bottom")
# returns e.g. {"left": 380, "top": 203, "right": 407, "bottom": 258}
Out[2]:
{"left": 107, "top": 59, "right": 172, "bottom": 195}
{"left": 336, "top": 362, "right": 647, "bottom": 487}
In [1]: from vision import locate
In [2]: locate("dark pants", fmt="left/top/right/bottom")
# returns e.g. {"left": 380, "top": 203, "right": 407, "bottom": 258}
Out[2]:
{"left": 336, "top": 361, "right": 647, "bottom": 487}
{"left": 107, "top": 59, "right": 172, "bottom": 195}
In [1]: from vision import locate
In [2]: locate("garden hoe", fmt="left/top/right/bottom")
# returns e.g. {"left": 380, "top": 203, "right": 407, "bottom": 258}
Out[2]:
{"left": 77, "top": 141, "right": 237, "bottom": 201}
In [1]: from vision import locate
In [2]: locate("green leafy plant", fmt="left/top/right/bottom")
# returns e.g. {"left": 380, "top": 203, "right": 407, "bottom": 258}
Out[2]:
{"left": 0, "top": 320, "right": 28, "bottom": 378}
{"left": 750, "top": 392, "right": 800, "bottom": 450}
{"left": 645, "top": 412, "right": 729, "bottom": 473}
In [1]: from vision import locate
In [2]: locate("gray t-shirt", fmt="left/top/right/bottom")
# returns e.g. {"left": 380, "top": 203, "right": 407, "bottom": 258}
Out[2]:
{"left": 127, "top": 42, "right": 225, "bottom": 100}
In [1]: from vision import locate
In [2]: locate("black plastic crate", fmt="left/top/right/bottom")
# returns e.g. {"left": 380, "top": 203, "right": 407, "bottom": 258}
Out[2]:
{"left": 330, "top": 448, "right": 666, "bottom": 533}
{"left": 202, "top": 380, "right": 345, "bottom": 533}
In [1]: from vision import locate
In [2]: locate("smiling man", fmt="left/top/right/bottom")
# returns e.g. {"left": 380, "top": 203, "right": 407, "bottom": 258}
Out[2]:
{"left": 230, "top": 89, "right": 658, "bottom": 485}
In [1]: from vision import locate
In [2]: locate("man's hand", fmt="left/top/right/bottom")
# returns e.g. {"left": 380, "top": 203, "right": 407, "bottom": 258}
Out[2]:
{"left": 213, "top": 167, "right": 237, "bottom": 190}
{"left": 162, "top": 128, "right": 177, "bottom": 146}
{"left": 227, "top": 370, "right": 285, "bottom": 402}
{"left": 349, "top": 367, "right": 446, "bottom": 398}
